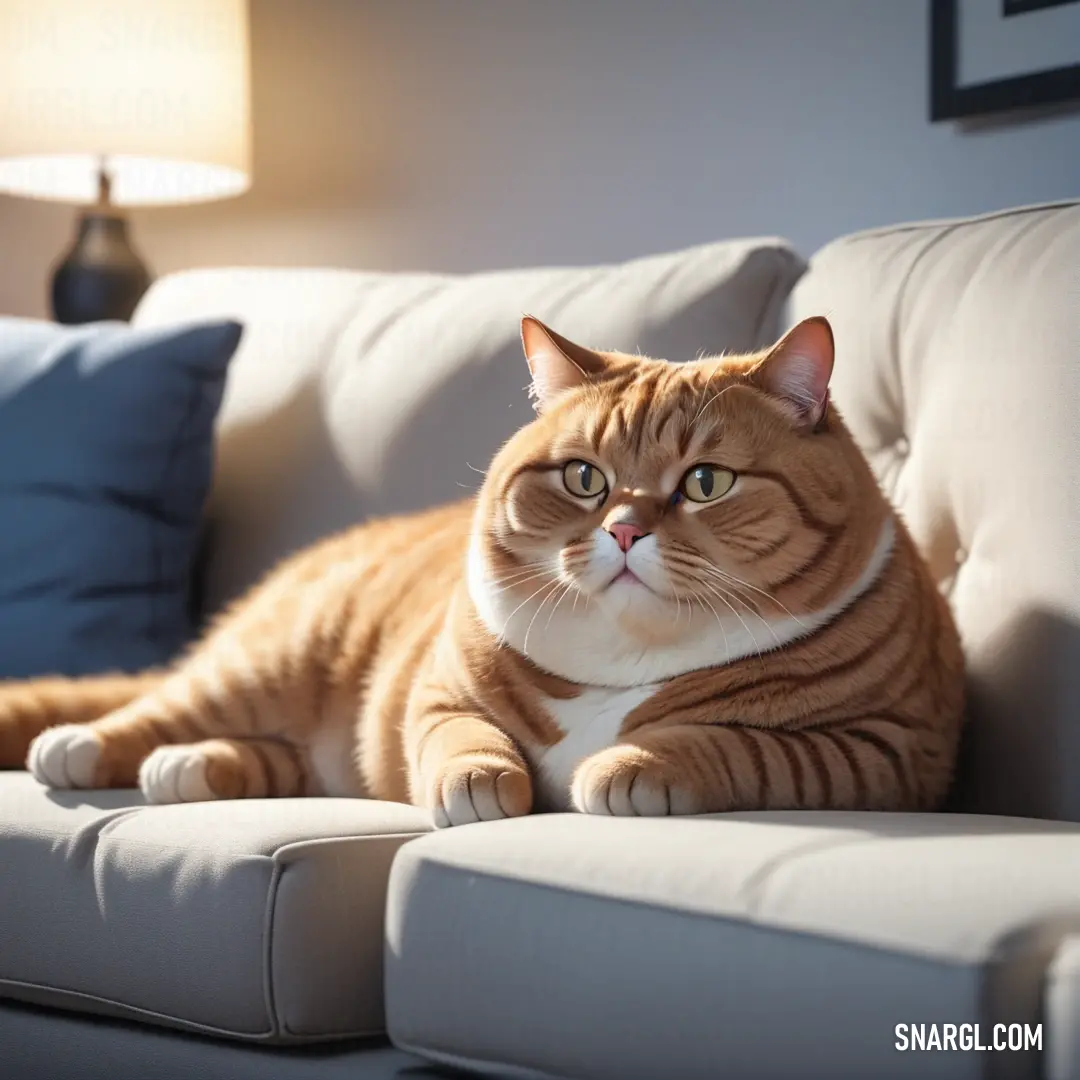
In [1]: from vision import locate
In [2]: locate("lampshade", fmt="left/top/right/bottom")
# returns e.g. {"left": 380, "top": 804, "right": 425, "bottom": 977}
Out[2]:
{"left": 0, "top": 0, "right": 251, "bottom": 206}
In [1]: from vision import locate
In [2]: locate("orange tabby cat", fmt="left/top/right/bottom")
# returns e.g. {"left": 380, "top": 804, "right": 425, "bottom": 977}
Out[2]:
{"left": 0, "top": 316, "right": 965, "bottom": 825}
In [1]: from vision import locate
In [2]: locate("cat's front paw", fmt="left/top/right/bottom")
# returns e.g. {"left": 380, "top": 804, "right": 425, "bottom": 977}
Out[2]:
{"left": 572, "top": 745, "right": 700, "bottom": 817}
{"left": 27, "top": 725, "right": 104, "bottom": 789}
{"left": 428, "top": 754, "right": 533, "bottom": 828}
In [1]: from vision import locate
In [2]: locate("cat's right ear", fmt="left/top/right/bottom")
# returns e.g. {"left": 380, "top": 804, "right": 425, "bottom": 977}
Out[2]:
{"left": 520, "top": 316, "right": 608, "bottom": 413}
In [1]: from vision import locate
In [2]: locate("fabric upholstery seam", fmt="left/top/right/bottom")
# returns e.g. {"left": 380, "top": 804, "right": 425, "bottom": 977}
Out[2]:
{"left": 399, "top": 855, "right": 1079, "bottom": 968}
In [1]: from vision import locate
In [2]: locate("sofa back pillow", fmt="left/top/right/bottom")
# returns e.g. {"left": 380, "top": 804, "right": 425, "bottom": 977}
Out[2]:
{"left": 133, "top": 239, "right": 805, "bottom": 613}
{"left": 0, "top": 318, "right": 241, "bottom": 679}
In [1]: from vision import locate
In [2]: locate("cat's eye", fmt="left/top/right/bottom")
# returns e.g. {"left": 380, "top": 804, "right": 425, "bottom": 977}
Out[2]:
{"left": 679, "top": 464, "right": 736, "bottom": 503}
{"left": 562, "top": 460, "right": 607, "bottom": 499}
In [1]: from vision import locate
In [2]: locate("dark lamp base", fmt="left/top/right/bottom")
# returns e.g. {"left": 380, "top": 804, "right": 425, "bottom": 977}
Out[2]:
{"left": 51, "top": 210, "right": 152, "bottom": 325}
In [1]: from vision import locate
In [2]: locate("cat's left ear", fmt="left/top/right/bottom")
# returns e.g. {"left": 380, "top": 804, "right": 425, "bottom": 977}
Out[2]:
{"left": 521, "top": 316, "right": 609, "bottom": 413}
{"left": 750, "top": 316, "right": 835, "bottom": 430}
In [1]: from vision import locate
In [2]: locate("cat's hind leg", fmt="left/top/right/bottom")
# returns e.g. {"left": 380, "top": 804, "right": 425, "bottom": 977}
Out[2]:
{"left": 139, "top": 737, "right": 308, "bottom": 803}
{"left": 0, "top": 672, "right": 163, "bottom": 768}
{"left": 27, "top": 694, "right": 195, "bottom": 790}
{"left": 27, "top": 647, "right": 303, "bottom": 790}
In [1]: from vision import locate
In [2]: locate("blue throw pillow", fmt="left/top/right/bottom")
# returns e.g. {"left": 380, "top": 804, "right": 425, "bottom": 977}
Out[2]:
{"left": 0, "top": 318, "right": 241, "bottom": 679}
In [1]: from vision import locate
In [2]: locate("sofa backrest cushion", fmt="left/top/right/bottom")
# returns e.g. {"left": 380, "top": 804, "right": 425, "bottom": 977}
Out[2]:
{"left": 133, "top": 239, "right": 805, "bottom": 615}
{"left": 790, "top": 201, "right": 1080, "bottom": 822}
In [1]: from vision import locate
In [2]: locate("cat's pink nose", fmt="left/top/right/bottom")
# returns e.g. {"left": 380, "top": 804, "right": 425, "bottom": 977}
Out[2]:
{"left": 607, "top": 522, "right": 648, "bottom": 552}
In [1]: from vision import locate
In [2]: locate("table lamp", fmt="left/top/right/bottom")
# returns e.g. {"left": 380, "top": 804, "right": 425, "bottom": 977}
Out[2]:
{"left": 0, "top": 0, "right": 251, "bottom": 324}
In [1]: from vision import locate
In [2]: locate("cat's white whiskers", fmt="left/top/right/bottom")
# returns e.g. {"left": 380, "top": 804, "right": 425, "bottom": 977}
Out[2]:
{"left": 690, "top": 359, "right": 730, "bottom": 427}
{"left": 544, "top": 580, "right": 576, "bottom": 630}
{"left": 487, "top": 559, "right": 549, "bottom": 582}
{"left": 521, "top": 579, "right": 563, "bottom": 657}
{"left": 492, "top": 570, "right": 552, "bottom": 596}
{"left": 691, "top": 384, "right": 736, "bottom": 428}
{"left": 691, "top": 567, "right": 761, "bottom": 616}
{"left": 698, "top": 580, "right": 768, "bottom": 668}
{"left": 689, "top": 371, "right": 718, "bottom": 427}
{"left": 722, "top": 596, "right": 785, "bottom": 651}
{"left": 705, "top": 565, "right": 807, "bottom": 628}
{"left": 691, "top": 578, "right": 768, "bottom": 652}
{"left": 486, "top": 563, "right": 542, "bottom": 581}
{"left": 669, "top": 547, "right": 806, "bottom": 629}
{"left": 491, "top": 573, "right": 551, "bottom": 595}
{"left": 687, "top": 588, "right": 730, "bottom": 664}
{"left": 487, "top": 563, "right": 553, "bottom": 591}
{"left": 497, "top": 578, "right": 560, "bottom": 646}
{"left": 719, "top": 584, "right": 762, "bottom": 619}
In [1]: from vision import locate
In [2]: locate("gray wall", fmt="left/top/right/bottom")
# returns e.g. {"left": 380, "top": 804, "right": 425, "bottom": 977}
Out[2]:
{"left": 1, "top": 0, "right": 1077, "bottom": 318}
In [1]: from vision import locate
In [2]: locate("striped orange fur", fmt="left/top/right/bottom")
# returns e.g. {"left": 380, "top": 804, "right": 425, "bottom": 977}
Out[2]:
{"left": 0, "top": 316, "right": 965, "bottom": 825}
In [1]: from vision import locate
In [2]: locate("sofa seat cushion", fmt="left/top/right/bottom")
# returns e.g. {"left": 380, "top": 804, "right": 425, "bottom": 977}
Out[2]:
{"left": 0, "top": 772, "right": 430, "bottom": 1043}
{"left": 386, "top": 812, "right": 1080, "bottom": 1080}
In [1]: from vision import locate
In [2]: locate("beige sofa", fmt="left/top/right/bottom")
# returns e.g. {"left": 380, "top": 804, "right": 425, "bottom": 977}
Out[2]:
{"left": 1, "top": 201, "right": 1078, "bottom": 1080}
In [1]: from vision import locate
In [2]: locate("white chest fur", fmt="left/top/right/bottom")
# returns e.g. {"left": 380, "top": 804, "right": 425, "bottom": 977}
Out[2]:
{"left": 532, "top": 684, "right": 658, "bottom": 810}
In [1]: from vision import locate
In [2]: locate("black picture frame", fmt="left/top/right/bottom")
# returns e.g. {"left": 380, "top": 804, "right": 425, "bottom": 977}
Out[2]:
{"left": 930, "top": 0, "right": 1080, "bottom": 120}
{"left": 1003, "top": 0, "right": 1075, "bottom": 15}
